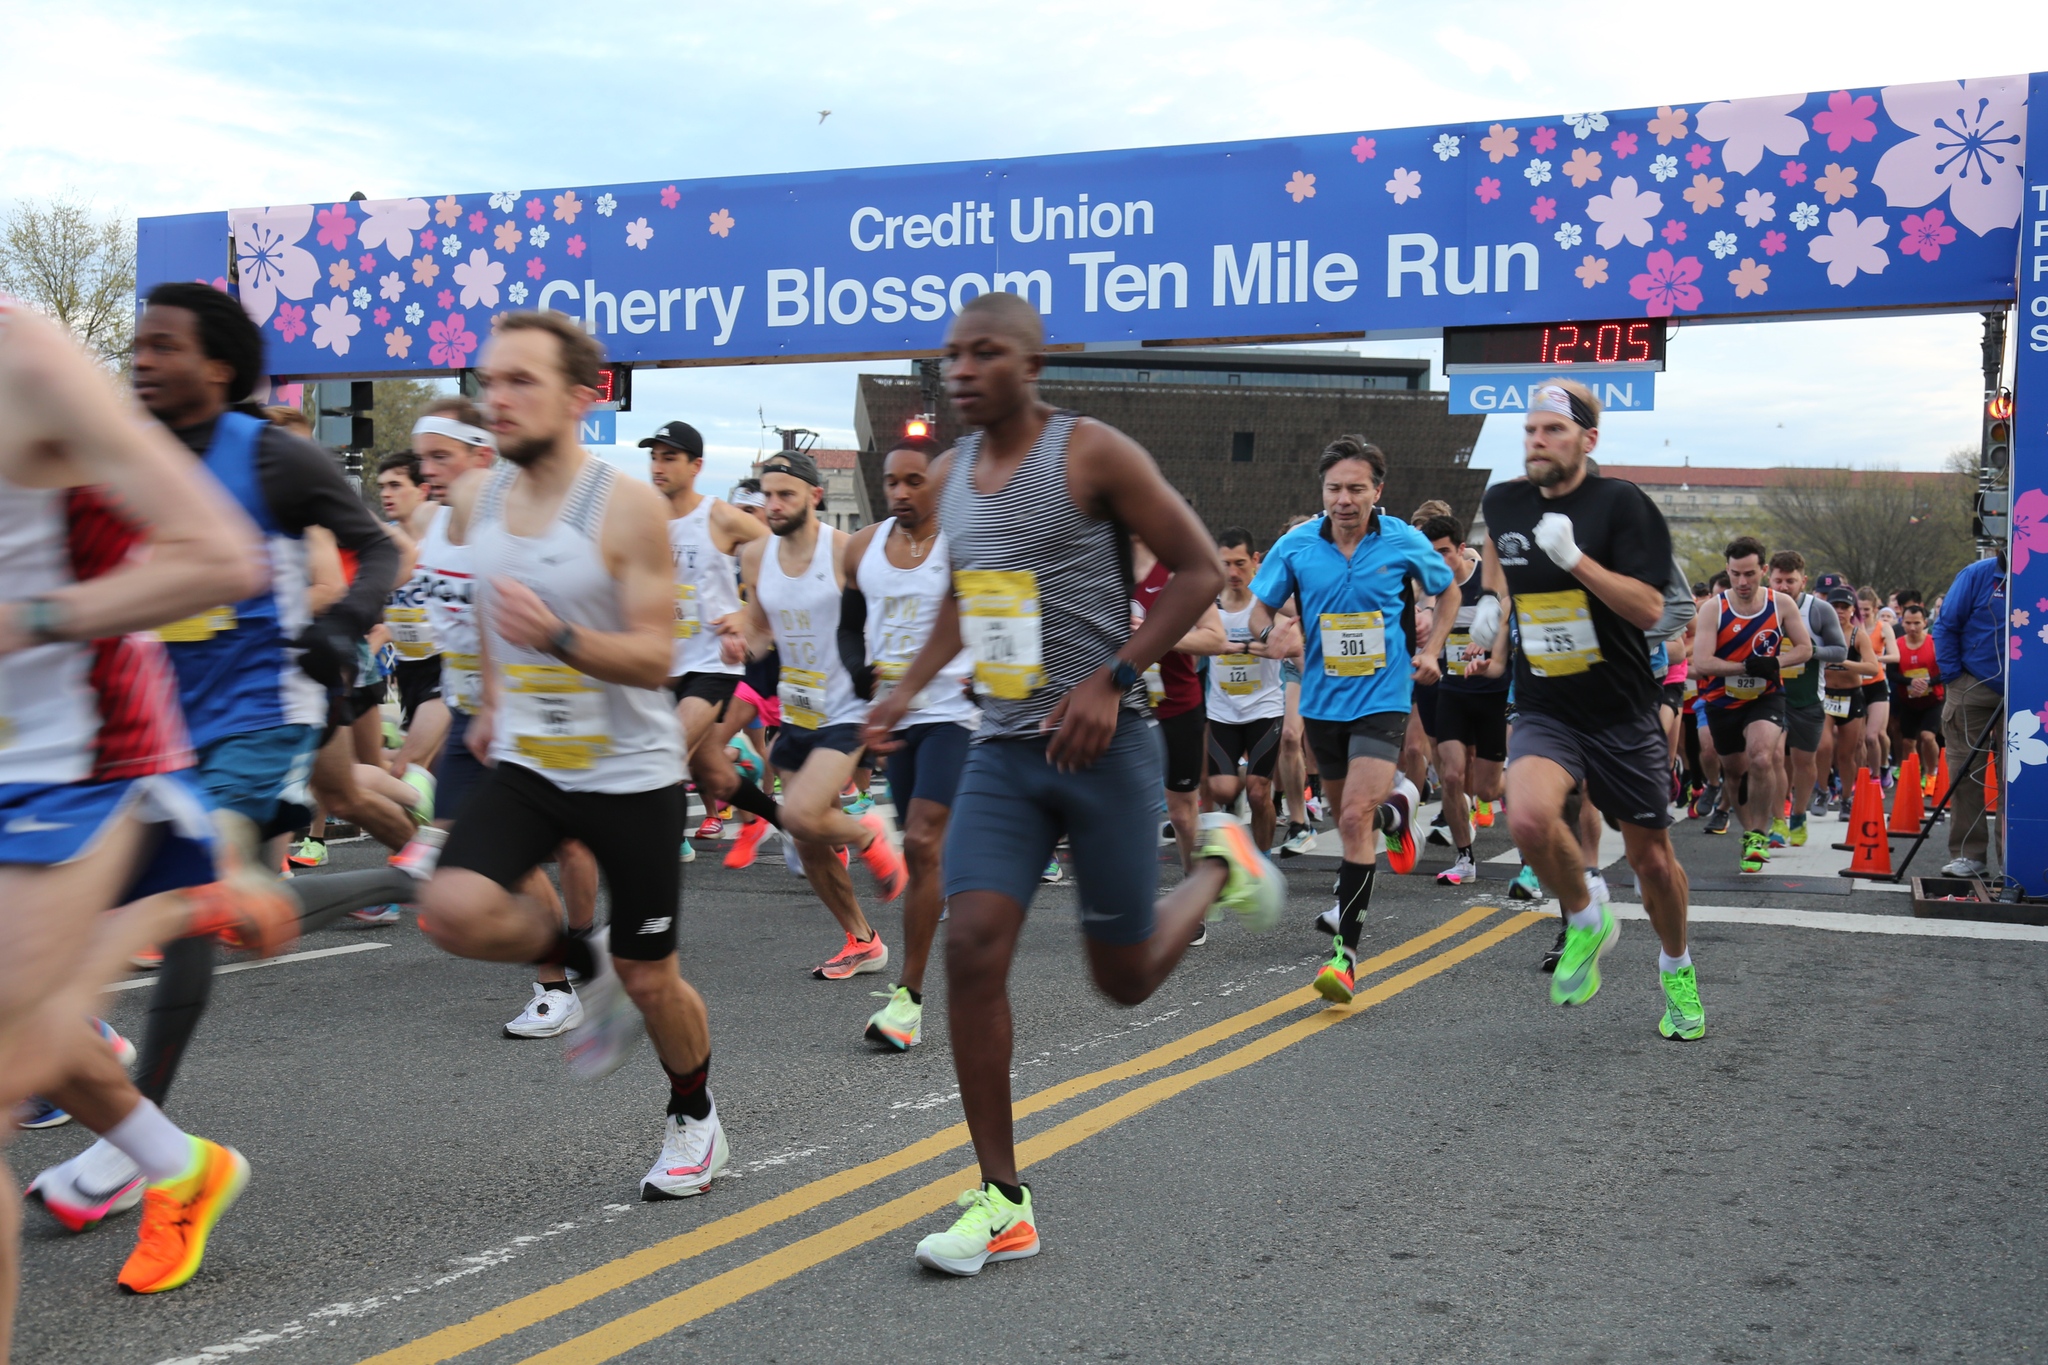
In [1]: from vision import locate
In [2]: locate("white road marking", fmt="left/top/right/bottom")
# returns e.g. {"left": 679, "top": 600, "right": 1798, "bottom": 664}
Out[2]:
{"left": 1595, "top": 901, "right": 2048, "bottom": 941}
{"left": 104, "top": 942, "right": 390, "bottom": 993}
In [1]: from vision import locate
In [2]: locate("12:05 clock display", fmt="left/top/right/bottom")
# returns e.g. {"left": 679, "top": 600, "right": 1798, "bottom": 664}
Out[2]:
{"left": 1443, "top": 320, "right": 1666, "bottom": 369}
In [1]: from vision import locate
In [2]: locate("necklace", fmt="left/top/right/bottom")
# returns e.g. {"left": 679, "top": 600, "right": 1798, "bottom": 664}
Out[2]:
{"left": 896, "top": 525, "right": 937, "bottom": 560}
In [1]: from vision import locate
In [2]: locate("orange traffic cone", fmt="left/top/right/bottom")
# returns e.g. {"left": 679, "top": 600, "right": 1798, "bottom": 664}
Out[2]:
{"left": 1888, "top": 757, "right": 1925, "bottom": 835}
{"left": 1929, "top": 749, "right": 1950, "bottom": 808}
{"left": 1832, "top": 768, "right": 1879, "bottom": 851}
{"left": 1839, "top": 770, "right": 1893, "bottom": 878}
{"left": 1985, "top": 754, "right": 1999, "bottom": 814}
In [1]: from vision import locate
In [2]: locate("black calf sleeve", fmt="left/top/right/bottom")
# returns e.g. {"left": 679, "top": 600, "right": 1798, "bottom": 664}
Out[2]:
{"left": 137, "top": 935, "right": 218, "bottom": 1105}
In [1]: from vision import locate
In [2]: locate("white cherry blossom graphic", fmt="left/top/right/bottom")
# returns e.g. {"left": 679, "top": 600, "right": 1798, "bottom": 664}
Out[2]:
{"left": 452, "top": 248, "right": 505, "bottom": 309}
{"left": 1807, "top": 209, "right": 1890, "bottom": 286}
{"left": 1585, "top": 176, "right": 1663, "bottom": 249}
{"left": 1872, "top": 76, "right": 2026, "bottom": 236}
{"left": 2010, "top": 710, "right": 2048, "bottom": 781}
{"left": 310, "top": 295, "right": 360, "bottom": 355}
{"left": 356, "top": 198, "right": 431, "bottom": 259}
{"left": 229, "top": 205, "right": 318, "bottom": 326}
{"left": 1695, "top": 93, "right": 1809, "bottom": 174}
{"left": 488, "top": 190, "right": 520, "bottom": 213}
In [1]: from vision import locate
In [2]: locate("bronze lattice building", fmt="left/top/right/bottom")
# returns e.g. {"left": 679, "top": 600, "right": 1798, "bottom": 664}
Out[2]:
{"left": 852, "top": 348, "right": 1489, "bottom": 550}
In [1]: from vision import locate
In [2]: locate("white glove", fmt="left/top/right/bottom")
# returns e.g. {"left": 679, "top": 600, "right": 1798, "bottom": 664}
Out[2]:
{"left": 1533, "top": 512, "right": 1583, "bottom": 571}
{"left": 1467, "top": 594, "right": 1502, "bottom": 650}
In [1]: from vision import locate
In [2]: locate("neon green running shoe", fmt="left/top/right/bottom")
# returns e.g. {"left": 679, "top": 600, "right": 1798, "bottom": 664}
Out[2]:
{"left": 915, "top": 1182, "right": 1039, "bottom": 1276}
{"left": 1549, "top": 905, "right": 1618, "bottom": 1007}
{"left": 1739, "top": 830, "right": 1768, "bottom": 873}
{"left": 286, "top": 837, "right": 327, "bottom": 869}
{"left": 1788, "top": 815, "right": 1808, "bottom": 848}
{"left": 864, "top": 985, "right": 922, "bottom": 1051}
{"left": 400, "top": 764, "right": 436, "bottom": 827}
{"left": 1658, "top": 965, "right": 1706, "bottom": 1041}
{"left": 1198, "top": 814, "right": 1284, "bottom": 931}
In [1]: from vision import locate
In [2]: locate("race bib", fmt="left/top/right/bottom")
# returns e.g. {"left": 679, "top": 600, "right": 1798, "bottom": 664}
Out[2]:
{"left": 502, "top": 663, "right": 610, "bottom": 770}
{"left": 443, "top": 651, "right": 482, "bottom": 715}
{"left": 1142, "top": 662, "right": 1166, "bottom": 709}
{"left": 779, "top": 666, "right": 828, "bottom": 730}
{"left": 1218, "top": 652, "right": 1260, "bottom": 695}
{"left": 1824, "top": 692, "right": 1852, "bottom": 719}
{"left": 1682, "top": 677, "right": 1699, "bottom": 700}
{"left": 1781, "top": 660, "right": 1805, "bottom": 680}
{"left": 155, "top": 606, "right": 238, "bottom": 644}
{"left": 1726, "top": 673, "right": 1768, "bottom": 702}
{"left": 955, "top": 570, "right": 1045, "bottom": 701}
{"left": 1319, "top": 612, "right": 1385, "bottom": 677}
{"left": 673, "top": 583, "right": 699, "bottom": 639}
{"left": 1443, "top": 632, "right": 1474, "bottom": 673}
{"left": 875, "top": 660, "right": 944, "bottom": 713}
{"left": 1904, "top": 666, "right": 1931, "bottom": 697}
{"left": 1515, "top": 591, "right": 1602, "bottom": 677}
{"left": 384, "top": 606, "right": 436, "bottom": 660}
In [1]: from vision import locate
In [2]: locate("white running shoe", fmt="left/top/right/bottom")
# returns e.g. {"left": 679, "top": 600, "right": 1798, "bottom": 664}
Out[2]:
{"left": 1940, "top": 857, "right": 1988, "bottom": 878}
{"left": 563, "top": 942, "right": 640, "bottom": 1080}
{"left": 1435, "top": 853, "right": 1477, "bottom": 887}
{"left": 1279, "top": 823, "right": 1318, "bottom": 856}
{"left": 28, "top": 1138, "right": 144, "bottom": 1232}
{"left": 782, "top": 832, "right": 804, "bottom": 875}
{"left": 391, "top": 827, "right": 447, "bottom": 881}
{"left": 505, "top": 983, "right": 584, "bottom": 1039}
{"left": 1315, "top": 903, "right": 1341, "bottom": 936}
{"left": 640, "top": 1105, "right": 730, "bottom": 1200}
{"left": 347, "top": 904, "right": 402, "bottom": 926}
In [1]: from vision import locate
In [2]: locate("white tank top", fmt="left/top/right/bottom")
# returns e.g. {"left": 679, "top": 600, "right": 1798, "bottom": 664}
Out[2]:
{"left": 384, "top": 514, "right": 441, "bottom": 663}
{"left": 755, "top": 524, "right": 863, "bottom": 731}
{"left": 1207, "top": 601, "right": 1285, "bottom": 724}
{"left": 667, "top": 496, "right": 742, "bottom": 679}
{"left": 471, "top": 459, "right": 683, "bottom": 793}
{"left": 0, "top": 484, "right": 98, "bottom": 784}
{"left": 857, "top": 519, "right": 975, "bottom": 729}
{"left": 417, "top": 505, "right": 481, "bottom": 714}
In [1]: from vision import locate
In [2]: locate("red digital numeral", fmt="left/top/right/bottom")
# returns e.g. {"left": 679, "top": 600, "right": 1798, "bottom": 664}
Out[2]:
{"left": 1626, "top": 322, "right": 1651, "bottom": 361}
{"left": 1593, "top": 323, "right": 1621, "bottom": 363}
{"left": 1544, "top": 324, "right": 1580, "bottom": 364}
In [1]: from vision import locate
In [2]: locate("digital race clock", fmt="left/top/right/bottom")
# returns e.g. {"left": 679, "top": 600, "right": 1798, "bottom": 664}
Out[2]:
{"left": 1442, "top": 320, "right": 1666, "bottom": 371}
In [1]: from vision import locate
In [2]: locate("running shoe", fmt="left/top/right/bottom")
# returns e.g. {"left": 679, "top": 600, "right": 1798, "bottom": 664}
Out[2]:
{"left": 730, "top": 736, "right": 763, "bottom": 785}
{"left": 399, "top": 764, "right": 436, "bottom": 826}
{"left": 1381, "top": 775, "right": 1419, "bottom": 875}
{"left": 1315, "top": 903, "right": 1341, "bottom": 936}
{"left": 814, "top": 932, "right": 890, "bottom": 980}
{"left": 96, "top": 1018, "right": 136, "bottom": 1068}
{"left": 1435, "top": 853, "right": 1477, "bottom": 887}
{"left": 1539, "top": 922, "right": 1567, "bottom": 973}
{"left": 347, "top": 904, "right": 403, "bottom": 926}
{"left": 723, "top": 818, "right": 771, "bottom": 869}
{"left": 562, "top": 940, "right": 640, "bottom": 1080}
{"left": 17, "top": 1098, "right": 70, "bottom": 1129}
{"left": 1279, "top": 823, "right": 1317, "bottom": 856}
{"left": 1039, "top": 858, "right": 1064, "bottom": 883}
{"left": 1768, "top": 818, "right": 1790, "bottom": 850}
{"left": 1689, "top": 782, "right": 1722, "bottom": 821}
{"left": 1789, "top": 814, "right": 1809, "bottom": 848}
{"left": 506, "top": 983, "right": 584, "bottom": 1039}
{"left": 1198, "top": 814, "right": 1284, "bottom": 931}
{"left": 857, "top": 811, "right": 907, "bottom": 901}
{"left": 915, "top": 1182, "right": 1039, "bottom": 1276}
{"left": 1158, "top": 819, "right": 1178, "bottom": 845}
{"left": 1189, "top": 921, "right": 1209, "bottom": 946}
{"left": 844, "top": 793, "right": 875, "bottom": 817}
{"left": 117, "top": 1137, "right": 249, "bottom": 1294}
{"left": 1305, "top": 794, "right": 1327, "bottom": 822}
{"left": 678, "top": 838, "right": 695, "bottom": 863}
{"left": 866, "top": 985, "right": 923, "bottom": 1050}
{"left": 1549, "top": 905, "right": 1619, "bottom": 1007}
{"left": 1703, "top": 809, "right": 1731, "bottom": 836}
{"left": 1426, "top": 806, "right": 1450, "bottom": 847}
{"left": 183, "top": 877, "right": 299, "bottom": 959}
{"left": 695, "top": 814, "right": 725, "bottom": 841}
{"left": 640, "top": 1106, "right": 730, "bottom": 1200}
{"left": 1808, "top": 789, "right": 1830, "bottom": 816}
{"left": 286, "top": 837, "right": 328, "bottom": 868}
{"left": 1508, "top": 864, "right": 1542, "bottom": 901}
{"left": 1658, "top": 965, "right": 1706, "bottom": 1041}
{"left": 1740, "top": 830, "right": 1769, "bottom": 873}
{"left": 1473, "top": 800, "right": 1495, "bottom": 829}
{"left": 391, "top": 828, "right": 447, "bottom": 881}
{"left": 130, "top": 945, "right": 163, "bottom": 971}
{"left": 1313, "top": 936, "right": 1358, "bottom": 1004}
{"left": 783, "top": 832, "right": 805, "bottom": 875}
{"left": 29, "top": 1138, "right": 144, "bottom": 1232}
{"left": 1836, "top": 795, "right": 1853, "bottom": 822}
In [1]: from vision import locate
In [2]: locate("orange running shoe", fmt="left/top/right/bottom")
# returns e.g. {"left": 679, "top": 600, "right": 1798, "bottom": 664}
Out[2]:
{"left": 182, "top": 878, "right": 299, "bottom": 959}
{"left": 813, "top": 931, "right": 890, "bottom": 980}
{"left": 1313, "top": 937, "right": 1357, "bottom": 1004}
{"left": 117, "top": 1137, "right": 249, "bottom": 1294}
{"left": 856, "top": 812, "right": 906, "bottom": 901}
{"left": 724, "top": 818, "right": 771, "bottom": 869}
{"left": 1473, "top": 800, "right": 1495, "bottom": 829}
{"left": 1381, "top": 775, "right": 1419, "bottom": 875}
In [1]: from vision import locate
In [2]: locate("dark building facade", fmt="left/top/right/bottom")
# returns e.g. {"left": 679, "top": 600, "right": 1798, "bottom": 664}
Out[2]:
{"left": 853, "top": 349, "right": 1488, "bottom": 550}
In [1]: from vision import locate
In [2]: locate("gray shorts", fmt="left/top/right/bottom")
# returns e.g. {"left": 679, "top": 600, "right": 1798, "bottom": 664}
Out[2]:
{"left": 1785, "top": 698, "right": 1824, "bottom": 753}
{"left": 1301, "top": 711, "right": 1409, "bottom": 777}
{"left": 1507, "top": 707, "right": 1673, "bottom": 830}
{"left": 944, "top": 710, "right": 1163, "bottom": 945}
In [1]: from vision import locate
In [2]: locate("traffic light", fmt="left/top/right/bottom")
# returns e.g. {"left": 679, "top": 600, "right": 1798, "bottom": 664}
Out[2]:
{"left": 904, "top": 416, "right": 931, "bottom": 440}
{"left": 350, "top": 381, "right": 374, "bottom": 450}
{"left": 1984, "top": 390, "right": 2011, "bottom": 473}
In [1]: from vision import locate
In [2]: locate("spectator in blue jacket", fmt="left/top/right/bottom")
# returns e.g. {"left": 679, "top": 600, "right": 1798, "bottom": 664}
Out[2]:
{"left": 1931, "top": 551, "right": 2005, "bottom": 877}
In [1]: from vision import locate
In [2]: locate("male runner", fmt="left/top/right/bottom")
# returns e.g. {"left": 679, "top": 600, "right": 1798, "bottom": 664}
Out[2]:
{"left": 1132, "top": 531, "right": 1226, "bottom": 934}
{"left": 1247, "top": 437, "right": 1455, "bottom": 1001}
{"left": 377, "top": 449, "right": 454, "bottom": 778}
{"left": 642, "top": 419, "right": 778, "bottom": 858}
{"left": 1419, "top": 513, "right": 1508, "bottom": 888}
{"left": 1471, "top": 381, "right": 1702, "bottom": 1037}
{"left": 721, "top": 448, "right": 906, "bottom": 978}
{"left": 841, "top": 434, "right": 976, "bottom": 1047}
{"left": 1892, "top": 601, "right": 1944, "bottom": 785}
{"left": 1204, "top": 529, "right": 1290, "bottom": 853}
{"left": 863, "top": 291, "right": 1280, "bottom": 1276}
{"left": 1766, "top": 550, "right": 1845, "bottom": 847}
{"left": 414, "top": 311, "right": 726, "bottom": 1200}
{"left": 1692, "top": 537, "right": 1813, "bottom": 873}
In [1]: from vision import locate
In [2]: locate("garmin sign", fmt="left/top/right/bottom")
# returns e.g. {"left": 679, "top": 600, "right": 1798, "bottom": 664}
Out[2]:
{"left": 1448, "top": 372, "right": 1656, "bottom": 414}
{"left": 136, "top": 75, "right": 2027, "bottom": 378}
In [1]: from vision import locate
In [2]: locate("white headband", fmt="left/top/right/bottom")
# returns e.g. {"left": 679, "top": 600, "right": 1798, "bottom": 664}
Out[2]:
{"left": 412, "top": 414, "right": 496, "bottom": 449}
{"left": 730, "top": 489, "right": 767, "bottom": 509}
{"left": 1531, "top": 384, "right": 1595, "bottom": 428}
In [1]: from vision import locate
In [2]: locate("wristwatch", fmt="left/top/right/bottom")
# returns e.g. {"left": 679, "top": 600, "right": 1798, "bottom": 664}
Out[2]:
{"left": 1108, "top": 658, "right": 1141, "bottom": 691}
{"left": 547, "top": 622, "right": 578, "bottom": 658}
{"left": 20, "top": 596, "right": 62, "bottom": 644}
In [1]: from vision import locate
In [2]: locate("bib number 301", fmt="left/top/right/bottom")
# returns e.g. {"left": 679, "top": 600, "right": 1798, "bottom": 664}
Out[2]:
{"left": 1319, "top": 612, "right": 1385, "bottom": 677}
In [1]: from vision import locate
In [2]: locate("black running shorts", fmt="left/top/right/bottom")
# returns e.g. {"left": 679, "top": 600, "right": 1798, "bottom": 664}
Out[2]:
{"left": 668, "top": 670, "right": 741, "bottom": 720}
{"left": 1302, "top": 711, "right": 1408, "bottom": 777}
{"left": 1432, "top": 689, "right": 1508, "bottom": 763}
{"left": 1156, "top": 704, "right": 1207, "bottom": 793}
{"left": 1206, "top": 716, "right": 1282, "bottom": 781}
{"left": 394, "top": 657, "right": 443, "bottom": 728}
{"left": 1706, "top": 694, "right": 1786, "bottom": 757}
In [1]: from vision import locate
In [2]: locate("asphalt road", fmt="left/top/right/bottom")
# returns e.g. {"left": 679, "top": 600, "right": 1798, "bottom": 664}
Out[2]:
{"left": 13, "top": 809, "right": 2047, "bottom": 1364}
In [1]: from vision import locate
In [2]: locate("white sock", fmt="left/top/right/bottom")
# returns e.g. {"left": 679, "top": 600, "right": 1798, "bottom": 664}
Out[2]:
{"left": 1658, "top": 949, "right": 1693, "bottom": 974}
{"left": 103, "top": 1099, "right": 195, "bottom": 1182}
{"left": 1566, "top": 904, "right": 1604, "bottom": 931}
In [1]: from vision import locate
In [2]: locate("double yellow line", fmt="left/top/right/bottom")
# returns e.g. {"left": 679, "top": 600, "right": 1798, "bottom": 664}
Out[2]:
{"left": 365, "top": 904, "right": 1541, "bottom": 1365}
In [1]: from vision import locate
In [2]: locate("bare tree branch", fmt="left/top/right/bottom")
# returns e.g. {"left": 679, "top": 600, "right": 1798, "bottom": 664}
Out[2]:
{"left": 0, "top": 197, "right": 136, "bottom": 370}
{"left": 1760, "top": 464, "right": 1975, "bottom": 596}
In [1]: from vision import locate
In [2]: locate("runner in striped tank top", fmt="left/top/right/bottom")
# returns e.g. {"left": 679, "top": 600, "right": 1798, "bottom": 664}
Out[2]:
{"left": 858, "top": 290, "right": 1284, "bottom": 1277}
{"left": 1690, "top": 535, "right": 1813, "bottom": 874}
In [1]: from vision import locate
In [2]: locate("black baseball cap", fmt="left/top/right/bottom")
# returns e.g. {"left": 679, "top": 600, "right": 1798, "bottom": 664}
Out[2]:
{"left": 759, "top": 450, "right": 822, "bottom": 487}
{"left": 1826, "top": 587, "right": 1856, "bottom": 606}
{"left": 638, "top": 420, "right": 704, "bottom": 458}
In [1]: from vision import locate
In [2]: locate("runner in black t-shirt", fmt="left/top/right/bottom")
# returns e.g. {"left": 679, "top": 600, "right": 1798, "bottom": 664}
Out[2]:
{"left": 1471, "top": 380, "right": 1702, "bottom": 1041}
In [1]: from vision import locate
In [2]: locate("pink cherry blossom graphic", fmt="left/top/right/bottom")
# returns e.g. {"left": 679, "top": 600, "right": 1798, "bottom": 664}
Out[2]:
{"left": 419, "top": 228, "right": 438, "bottom": 252}
{"left": 525, "top": 198, "right": 545, "bottom": 221}
{"left": 1351, "top": 136, "right": 1376, "bottom": 162}
{"left": 273, "top": 302, "right": 307, "bottom": 343}
{"left": 373, "top": 306, "right": 390, "bottom": 327}
{"left": 660, "top": 185, "right": 681, "bottom": 209}
{"left": 1610, "top": 131, "right": 1639, "bottom": 158}
{"left": 1661, "top": 219, "right": 1688, "bottom": 243}
{"left": 2013, "top": 636, "right": 2025, "bottom": 661}
{"left": 1780, "top": 161, "right": 1808, "bottom": 186}
{"left": 1628, "top": 250, "right": 1704, "bottom": 317}
{"left": 1812, "top": 90, "right": 1878, "bottom": 153}
{"left": 314, "top": 204, "right": 356, "bottom": 251}
{"left": 1530, "top": 196, "right": 1557, "bottom": 224}
{"left": 566, "top": 234, "right": 586, "bottom": 258}
{"left": 437, "top": 288, "right": 454, "bottom": 310}
{"left": 2011, "top": 488, "right": 2048, "bottom": 574}
{"left": 467, "top": 211, "right": 487, "bottom": 235}
{"left": 427, "top": 313, "right": 477, "bottom": 369}
{"left": 359, "top": 253, "right": 376, "bottom": 272}
{"left": 1899, "top": 208, "right": 1958, "bottom": 262}
{"left": 1761, "top": 230, "right": 1788, "bottom": 255}
{"left": 1475, "top": 176, "right": 1502, "bottom": 203}
{"left": 526, "top": 257, "right": 546, "bottom": 279}
{"left": 1531, "top": 126, "right": 1556, "bottom": 153}
{"left": 1685, "top": 143, "right": 1712, "bottom": 169}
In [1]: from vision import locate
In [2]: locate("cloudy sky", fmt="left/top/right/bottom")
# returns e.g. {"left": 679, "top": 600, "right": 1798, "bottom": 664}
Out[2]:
{"left": 5, "top": 2, "right": 2043, "bottom": 492}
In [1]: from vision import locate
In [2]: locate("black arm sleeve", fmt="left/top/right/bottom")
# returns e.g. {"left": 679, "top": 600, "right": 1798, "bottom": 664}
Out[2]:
{"left": 253, "top": 426, "right": 400, "bottom": 638}
{"left": 838, "top": 585, "right": 874, "bottom": 701}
